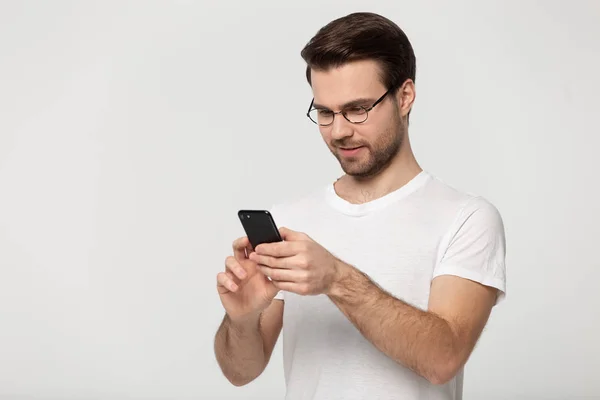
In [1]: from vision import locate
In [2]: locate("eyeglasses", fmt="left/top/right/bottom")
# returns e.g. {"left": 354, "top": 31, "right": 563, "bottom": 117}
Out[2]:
{"left": 306, "top": 86, "right": 394, "bottom": 126}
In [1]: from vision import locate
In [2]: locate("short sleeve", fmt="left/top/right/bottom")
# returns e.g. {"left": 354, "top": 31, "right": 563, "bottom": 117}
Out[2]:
{"left": 433, "top": 196, "right": 507, "bottom": 304}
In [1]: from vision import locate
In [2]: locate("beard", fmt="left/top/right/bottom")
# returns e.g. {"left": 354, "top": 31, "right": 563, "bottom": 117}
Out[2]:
{"left": 329, "top": 122, "right": 405, "bottom": 178}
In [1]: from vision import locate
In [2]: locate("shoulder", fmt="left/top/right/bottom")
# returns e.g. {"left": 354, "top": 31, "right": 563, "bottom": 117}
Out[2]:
{"left": 422, "top": 173, "right": 504, "bottom": 223}
{"left": 457, "top": 195, "right": 504, "bottom": 228}
{"left": 429, "top": 175, "right": 506, "bottom": 256}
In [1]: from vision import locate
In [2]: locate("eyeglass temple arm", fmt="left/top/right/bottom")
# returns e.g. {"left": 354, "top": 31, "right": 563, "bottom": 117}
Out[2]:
{"left": 307, "top": 98, "right": 315, "bottom": 113}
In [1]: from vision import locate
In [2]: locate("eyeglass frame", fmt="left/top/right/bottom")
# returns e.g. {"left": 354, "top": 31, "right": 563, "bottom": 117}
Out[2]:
{"left": 306, "top": 85, "right": 396, "bottom": 126}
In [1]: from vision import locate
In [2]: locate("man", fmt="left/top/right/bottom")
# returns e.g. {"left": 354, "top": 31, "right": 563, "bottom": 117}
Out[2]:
{"left": 214, "top": 11, "right": 506, "bottom": 400}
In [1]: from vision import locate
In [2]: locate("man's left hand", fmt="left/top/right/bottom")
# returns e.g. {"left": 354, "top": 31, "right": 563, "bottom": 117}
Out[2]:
{"left": 248, "top": 227, "right": 342, "bottom": 295}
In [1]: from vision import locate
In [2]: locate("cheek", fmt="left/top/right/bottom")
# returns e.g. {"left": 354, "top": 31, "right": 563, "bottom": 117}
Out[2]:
{"left": 352, "top": 126, "right": 378, "bottom": 145}
{"left": 319, "top": 127, "right": 332, "bottom": 142}
{"left": 370, "top": 120, "right": 395, "bottom": 140}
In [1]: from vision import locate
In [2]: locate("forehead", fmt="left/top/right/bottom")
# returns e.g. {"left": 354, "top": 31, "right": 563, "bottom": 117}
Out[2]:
{"left": 310, "top": 59, "right": 386, "bottom": 109}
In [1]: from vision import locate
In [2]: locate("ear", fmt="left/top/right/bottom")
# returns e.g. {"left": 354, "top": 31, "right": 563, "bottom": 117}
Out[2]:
{"left": 396, "top": 79, "right": 416, "bottom": 118}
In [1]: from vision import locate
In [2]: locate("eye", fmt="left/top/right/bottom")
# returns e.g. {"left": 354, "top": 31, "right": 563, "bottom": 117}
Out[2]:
{"left": 345, "top": 107, "right": 367, "bottom": 116}
{"left": 317, "top": 109, "right": 333, "bottom": 116}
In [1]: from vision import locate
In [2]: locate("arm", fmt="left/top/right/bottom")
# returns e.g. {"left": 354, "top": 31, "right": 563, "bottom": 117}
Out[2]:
{"left": 214, "top": 299, "right": 283, "bottom": 386}
{"left": 328, "top": 263, "right": 497, "bottom": 384}
{"left": 251, "top": 198, "right": 506, "bottom": 385}
{"left": 327, "top": 197, "right": 505, "bottom": 384}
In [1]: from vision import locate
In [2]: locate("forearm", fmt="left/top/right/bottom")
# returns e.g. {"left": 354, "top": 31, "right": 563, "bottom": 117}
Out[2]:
{"left": 328, "top": 262, "right": 461, "bottom": 384}
{"left": 214, "top": 313, "right": 267, "bottom": 386}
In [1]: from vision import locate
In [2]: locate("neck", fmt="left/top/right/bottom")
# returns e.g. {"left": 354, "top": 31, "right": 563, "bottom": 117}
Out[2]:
{"left": 335, "top": 137, "right": 422, "bottom": 204}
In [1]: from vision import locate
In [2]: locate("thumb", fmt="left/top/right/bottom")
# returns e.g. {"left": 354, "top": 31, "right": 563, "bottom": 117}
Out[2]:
{"left": 279, "top": 227, "right": 308, "bottom": 241}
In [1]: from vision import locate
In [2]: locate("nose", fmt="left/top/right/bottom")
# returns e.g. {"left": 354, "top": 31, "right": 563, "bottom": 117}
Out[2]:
{"left": 329, "top": 113, "right": 354, "bottom": 141}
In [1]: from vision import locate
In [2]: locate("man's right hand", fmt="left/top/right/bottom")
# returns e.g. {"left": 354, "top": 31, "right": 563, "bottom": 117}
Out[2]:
{"left": 217, "top": 236, "right": 280, "bottom": 322}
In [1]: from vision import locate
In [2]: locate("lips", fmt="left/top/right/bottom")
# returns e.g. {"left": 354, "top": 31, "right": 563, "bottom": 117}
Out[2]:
{"left": 338, "top": 146, "right": 364, "bottom": 157}
{"left": 339, "top": 146, "right": 363, "bottom": 150}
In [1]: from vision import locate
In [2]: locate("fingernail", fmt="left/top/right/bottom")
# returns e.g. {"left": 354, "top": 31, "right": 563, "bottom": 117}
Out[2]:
{"left": 230, "top": 283, "right": 238, "bottom": 291}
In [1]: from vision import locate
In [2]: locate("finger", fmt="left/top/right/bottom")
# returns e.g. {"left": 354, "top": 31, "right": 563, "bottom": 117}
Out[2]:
{"left": 232, "top": 236, "right": 252, "bottom": 260}
{"left": 279, "top": 227, "right": 309, "bottom": 241}
{"left": 249, "top": 252, "right": 293, "bottom": 269}
{"left": 217, "top": 272, "right": 238, "bottom": 293}
{"left": 271, "top": 280, "right": 311, "bottom": 296}
{"left": 225, "top": 256, "right": 248, "bottom": 280}
{"left": 255, "top": 240, "right": 302, "bottom": 258}
{"left": 259, "top": 265, "right": 306, "bottom": 282}
{"left": 225, "top": 271, "right": 240, "bottom": 285}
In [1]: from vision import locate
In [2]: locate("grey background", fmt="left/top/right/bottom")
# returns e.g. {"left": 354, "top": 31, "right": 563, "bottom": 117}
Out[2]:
{"left": 0, "top": 1, "right": 599, "bottom": 399}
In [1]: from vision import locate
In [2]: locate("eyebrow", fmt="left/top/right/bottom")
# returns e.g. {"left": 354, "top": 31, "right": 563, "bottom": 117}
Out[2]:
{"left": 312, "top": 97, "right": 375, "bottom": 110}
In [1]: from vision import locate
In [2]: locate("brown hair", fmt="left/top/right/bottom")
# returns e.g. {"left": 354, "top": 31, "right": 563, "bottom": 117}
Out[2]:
{"left": 300, "top": 12, "right": 416, "bottom": 93}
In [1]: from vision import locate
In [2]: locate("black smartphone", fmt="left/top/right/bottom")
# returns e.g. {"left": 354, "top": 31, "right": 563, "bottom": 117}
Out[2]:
{"left": 238, "top": 210, "right": 283, "bottom": 250}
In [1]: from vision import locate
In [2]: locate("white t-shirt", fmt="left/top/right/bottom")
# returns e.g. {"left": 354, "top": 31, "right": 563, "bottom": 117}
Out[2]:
{"left": 270, "top": 170, "right": 506, "bottom": 400}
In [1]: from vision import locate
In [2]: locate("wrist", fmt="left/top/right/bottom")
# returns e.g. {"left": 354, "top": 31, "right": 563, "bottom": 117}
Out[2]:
{"left": 227, "top": 311, "right": 261, "bottom": 331}
{"left": 327, "top": 259, "right": 353, "bottom": 298}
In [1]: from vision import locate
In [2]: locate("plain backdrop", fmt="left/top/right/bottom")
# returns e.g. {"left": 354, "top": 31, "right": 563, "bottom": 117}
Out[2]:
{"left": 1, "top": 1, "right": 599, "bottom": 399}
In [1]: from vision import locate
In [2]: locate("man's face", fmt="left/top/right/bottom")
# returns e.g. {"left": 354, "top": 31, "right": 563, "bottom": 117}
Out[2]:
{"left": 310, "top": 60, "right": 405, "bottom": 178}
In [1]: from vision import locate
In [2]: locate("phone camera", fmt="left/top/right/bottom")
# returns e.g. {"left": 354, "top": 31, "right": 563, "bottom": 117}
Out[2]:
{"left": 246, "top": 215, "right": 251, "bottom": 219}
